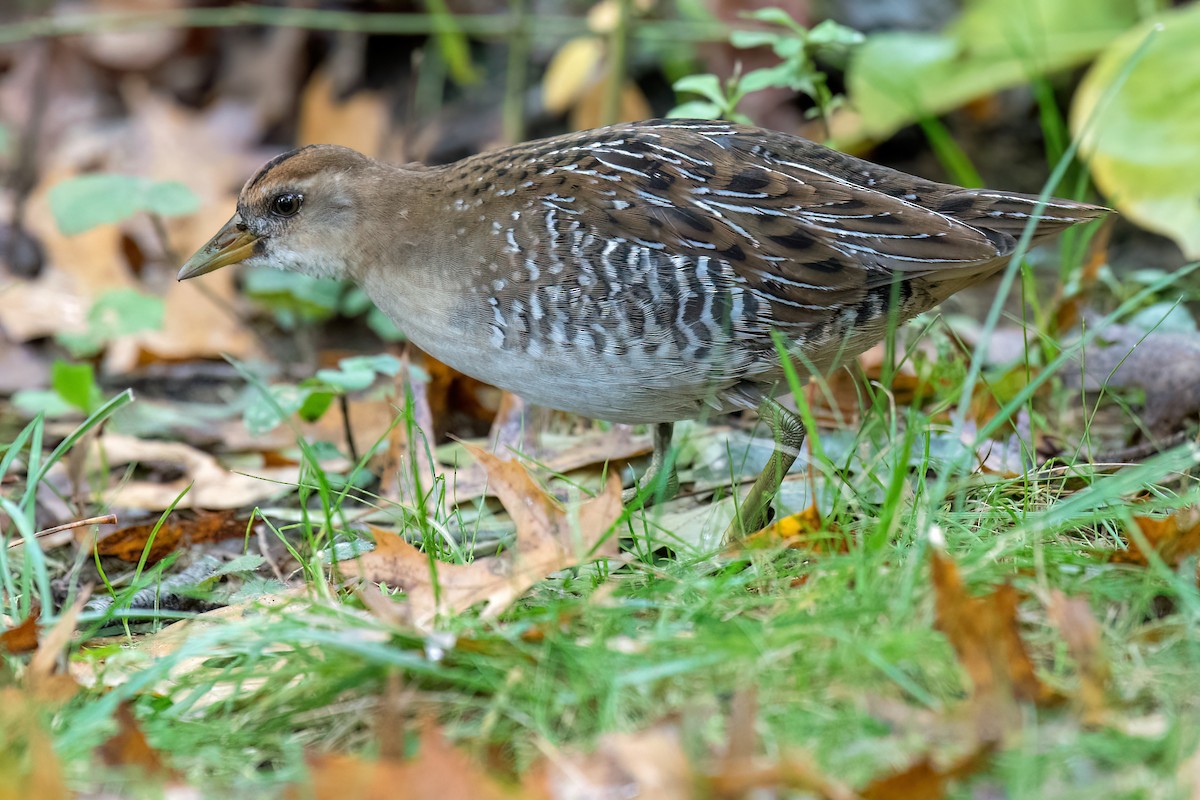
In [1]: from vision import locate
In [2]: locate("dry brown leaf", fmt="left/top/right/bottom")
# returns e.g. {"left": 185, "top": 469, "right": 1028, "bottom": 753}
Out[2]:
{"left": 0, "top": 703, "right": 71, "bottom": 800}
{"left": 447, "top": 427, "right": 651, "bottom": 506}
{"left": 859, "top": 744, "right": 994, "bottom": 800}
{"left": 537, "top": 724, "right": 694, "bottom": 800}
{"left": 0, "top": 606, "right": 40, "bottom": 655}
{"left": 1113, "top": 507, "right": 1200, "bottom": 567}
{"left": 96, "top": 701, "right": 175, "bottom": 778}
{"left": 84, "top": 432, "right": 300, "bottom": 511}
{"left": 95, "top": 510, "right": 252, "bottom": 562}
{"left": 26, "top": 589, "right": 91, "bottom": 705}
{"left": 355, "top": 446, "right": 623, "bottom": 630}
{"left": 300, "top": 718, "right": 525, "bottom": 800}
{"left": 1046, "top": 591, "right": 1111, "bottom": 726}
{"left": 298, "top": 68, "right": 388, "bottom": 158}
{"left": 930, "top": 546, "right": 1062, "bottom": 740}
{"left": 3, "top": 87, "right": 258, "bottom": 367}
{"left": 705, "top": 688, "right": 857, "bottom": 800}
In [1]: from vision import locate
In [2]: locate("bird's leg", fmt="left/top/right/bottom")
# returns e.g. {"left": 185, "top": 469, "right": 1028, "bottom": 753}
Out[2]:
{"left": 728, "top": 397, "right": 807, "bottom": 539}
{"left": 622, "top": 422, "right": 680, "bottom": 505}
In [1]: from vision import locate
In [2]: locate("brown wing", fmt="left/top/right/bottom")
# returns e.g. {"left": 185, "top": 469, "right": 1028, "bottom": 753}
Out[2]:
{"left": 460, "top": 119, "right": 1106, "bottom": 330}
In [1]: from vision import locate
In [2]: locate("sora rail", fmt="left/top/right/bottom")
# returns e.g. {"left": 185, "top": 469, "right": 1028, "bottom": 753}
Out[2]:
{"left": 179, "top": 119, "right": 1108, "bottom": 535}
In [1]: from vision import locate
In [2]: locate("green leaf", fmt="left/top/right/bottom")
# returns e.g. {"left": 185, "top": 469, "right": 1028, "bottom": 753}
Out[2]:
{"left": 1072, "top": 5, "right": 1200, "bottom": 258}
{"left": 672, "top": 74, "right": 727, "bottom": 106}
{"left": 366, "top": 307, "right": 406, "bottom": 342}
{"left": 298, "top": 390, "right": 336, "bottom": 422}
{"left": 316, "top": 354, "right": 403, "bottom": 392}
{"left": 12, "top": 389, "right": 75, "bottom": 419}
{"left": 667, "top": 100, "right": 722, "bottom": 120}
{"left": 51, "top": 360, "right": 103, "bottom": 413}
{"left": 730, "top": 30, "right": 783, "bottom": 50}
{"left": 242, "top": 267, "right": 343, "bottom": 325}
{"left": 244, "top": 384, "right": 312, "bottom": 436}
{"left": 49, "top": 174, "right": 199, "bottom": 235}
{"left": 57, "top": 288, "right": 166, "bottom": 357}
{"left": 846, "top": 0, "right": 1138, "bottom": 145}
{"left": 743, "top": 7, "right": 806, "bottom": 34}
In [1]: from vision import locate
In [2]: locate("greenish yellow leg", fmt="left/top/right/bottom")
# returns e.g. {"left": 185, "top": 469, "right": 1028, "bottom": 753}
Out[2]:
{"left": 728, "top": 397, "right": 807, "bottom": 539}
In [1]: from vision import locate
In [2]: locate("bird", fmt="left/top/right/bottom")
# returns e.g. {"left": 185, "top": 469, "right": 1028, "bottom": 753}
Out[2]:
{"left": 178, "top": 119, "right": 1108, "bottom": 537}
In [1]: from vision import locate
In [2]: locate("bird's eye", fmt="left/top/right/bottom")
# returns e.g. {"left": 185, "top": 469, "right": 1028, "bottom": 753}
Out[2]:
{"left": 271, "top": 193, "right": 303, "bottom": 218}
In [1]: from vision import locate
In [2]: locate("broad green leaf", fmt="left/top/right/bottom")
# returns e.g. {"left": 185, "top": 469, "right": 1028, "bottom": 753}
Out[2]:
{"left": 1072, "top": 5, "right": 1200, "bottom": 258}
{"left": 672, "top": 74, "right": 726, "bottom": 106}
{"left": 57, "top": 288, "right": 165, "bottom": 357}
{"left": 12, "top": 389, "right": 75, "bottom": 419}
{"left": 316, "top": 354, "right": 403, "bottom": 392}
{"left": 244, "top": 384, "right": 313, "bottom": 435}
{"left": 51, "top": 360, "right": 103, "bottom": 413}
{"left": 49, "top": 174, "right": 199, "bottom": 235}
{"left": 846, "top": 0, "right": 1139, "bottom": 145}
{"left": 366, "top": 307, "right": 406, "bottom": 342}
{"left": 744, "top": 7, "right": 806, "bottom": 34}
{"left": 242, "top": 266, "right": 343, "bottom": 325}
{"left": 667, "top": 100, "right": 722, "bottom": 120}
{"left": 298, "top": 390, "right": 336, "bottom": 422}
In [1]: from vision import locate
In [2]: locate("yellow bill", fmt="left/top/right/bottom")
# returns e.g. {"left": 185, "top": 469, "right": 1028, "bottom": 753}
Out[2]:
{"left": 177, "top": 216, "right": 261, "bottom": 280}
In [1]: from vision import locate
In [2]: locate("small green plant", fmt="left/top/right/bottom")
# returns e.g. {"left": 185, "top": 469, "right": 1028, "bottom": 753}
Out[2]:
{"left": 56, "top": 288, "right": 165, "bottom": 358}
{"left": 243, "top": 353, "right": 404, "bottom": 435}
{"left": 670, "top": 10, "right": 863, "bottom": 132}
{"left": 49, "top": 173, "right": 198, "bottom": 235}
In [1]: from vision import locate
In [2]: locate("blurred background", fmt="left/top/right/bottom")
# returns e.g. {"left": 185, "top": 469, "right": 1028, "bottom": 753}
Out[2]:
{"left": 0, "top": 0, "right": 1195, "bottom": 462}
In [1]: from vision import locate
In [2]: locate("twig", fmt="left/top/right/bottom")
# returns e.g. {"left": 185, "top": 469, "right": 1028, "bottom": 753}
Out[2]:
{"left": 8, "top": 514, "right": 118, "bottom": 550}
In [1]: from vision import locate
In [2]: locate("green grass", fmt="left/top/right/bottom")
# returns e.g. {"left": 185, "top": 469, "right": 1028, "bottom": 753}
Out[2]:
{"left": 5, "top": 267, "right": 1200, "bottom": 797}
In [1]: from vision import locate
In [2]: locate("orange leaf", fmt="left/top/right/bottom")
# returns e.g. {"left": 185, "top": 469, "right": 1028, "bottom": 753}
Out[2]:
{"left": 299, "top": 719, "right": 527, "bottom": 800}
{"left": 860, "top": 744, "right": 994, "bottom": 800}
{"left": 1113, "top": 507, "right": 1200, "bottom": 567}
{"left": 96, "top": 510, "right": 251, "bottom": 562}
{"left": 930, "top": 547, "right": 1062, "bottom": 739}
{"left": 355, "top": 447, "right": 623, "bottom": 630}
{"left": 0, "top": 606, "right": 40, "bottom": 655}
{"left": 96, "top": 701, "right": 175, "bottom": 778}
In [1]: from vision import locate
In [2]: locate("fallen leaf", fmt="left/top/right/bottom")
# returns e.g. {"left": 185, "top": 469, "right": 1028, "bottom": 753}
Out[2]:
{"left": 1113, "top": 506, "right": 1200, "bottom": 567}
{"left": 0, "top": 703, "right": 71, "bottom": 800}
{"left": 0, "top": 607, "right": 40, "bottom": 655}
{"left": 27, "top": 589, "right": 91, "bottom": 705}
{"left": 355, "top": 446, "right": 623, "bottom": 630}
{"left": 732, "top": 503, "right": 846, "bottom": 554}
{"left": 96, "top": 510, "right": 252, "bottom": 562}
{"left": 96, "top": 701, "right": 174, "bottom": 778}
{"left": 930, "top": 546, "right": 1062, "bottom": 740}
{"left": 298, "top": 68, "right": 388, "bottom": 157}
{"left": 542, "top": 36, "right": 606, "bottom": 115}
{"left": 299, "top": 718, "right": 524, "bottom": 800}
{"left": 537, "top": 724, "right": 694, "bottom": 800}
{"left": 1046, "top": 591, "right": 1110, "bottom": 726}
{"left": 446, "top": 428, "right": 652, "bottom": 506}
{"left": 83, "top": 433, "right": 301, "bottom": 511}
{"left": 860, "top": 744, "right": 994, "bottom": 800}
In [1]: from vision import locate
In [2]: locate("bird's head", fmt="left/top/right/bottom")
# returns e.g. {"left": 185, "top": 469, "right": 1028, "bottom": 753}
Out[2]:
{"left": 178, "top": 144, "right": 378, "bottom": 283}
